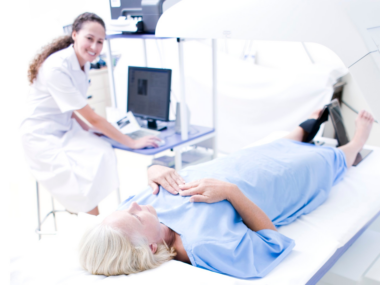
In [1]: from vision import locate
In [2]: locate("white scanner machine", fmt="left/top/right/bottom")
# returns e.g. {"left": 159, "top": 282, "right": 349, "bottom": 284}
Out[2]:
{"left": 156, "top": 0, "right": 380, "bottom": 122}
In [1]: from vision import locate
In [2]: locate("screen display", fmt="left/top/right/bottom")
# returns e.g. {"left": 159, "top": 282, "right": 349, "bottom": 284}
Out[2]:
{"left": 127, "top": 67, "right": 171, "bottom": 121}
{"left": 116, "top": 116, "right": 130, "bottom": 129}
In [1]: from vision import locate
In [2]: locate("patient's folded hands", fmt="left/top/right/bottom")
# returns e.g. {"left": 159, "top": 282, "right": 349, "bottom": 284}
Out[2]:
{"left": 179, "top": 178, "right": 237, "bottom": 203}
{"left": 148, "top": 166, "right": 239, "bottom": 204}
{"left": 148, "top": 165, "right": 185, "bottom": 195}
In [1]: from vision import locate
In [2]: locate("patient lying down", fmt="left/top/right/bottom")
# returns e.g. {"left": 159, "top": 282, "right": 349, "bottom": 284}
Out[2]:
{"left": 79, "top": 110, "right": 374, "bottom": 279}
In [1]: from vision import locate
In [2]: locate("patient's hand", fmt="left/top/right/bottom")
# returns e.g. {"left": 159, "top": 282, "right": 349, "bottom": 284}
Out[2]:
{"left": 148, "top": 165, "right": 185, "bottom": 195}
{"left": 179, "top": 178, "right": 236, "bottom": 203}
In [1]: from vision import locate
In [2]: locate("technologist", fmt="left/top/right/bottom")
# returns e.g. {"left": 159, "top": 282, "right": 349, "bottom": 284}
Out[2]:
{"left": 20, "top": 12, "right": 161, "bottom": 215}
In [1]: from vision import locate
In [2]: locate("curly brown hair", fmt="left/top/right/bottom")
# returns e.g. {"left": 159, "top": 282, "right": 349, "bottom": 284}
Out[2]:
{"left": 27, "top": 12, "right": 105, "bottom": 84}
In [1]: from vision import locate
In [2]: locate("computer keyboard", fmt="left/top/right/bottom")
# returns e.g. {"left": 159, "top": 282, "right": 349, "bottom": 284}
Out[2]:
{"left": 128, "top": 129, "right": 166, "bottom": 148}
{"left": 128, "top": 129, "right": 161, "bottom": 140}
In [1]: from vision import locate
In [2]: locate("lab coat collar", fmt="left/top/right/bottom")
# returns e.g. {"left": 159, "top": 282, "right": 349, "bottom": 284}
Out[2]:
{"left": 68, "top": 44, "right": 90, "bottom": 73}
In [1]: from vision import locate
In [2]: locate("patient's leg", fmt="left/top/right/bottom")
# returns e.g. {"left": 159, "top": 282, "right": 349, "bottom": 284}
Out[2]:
{"left": 338, "top": 110, "right": 374, "bottom": 168}
{"left": 284, "top": 109, "right": 322, "bottom": 142}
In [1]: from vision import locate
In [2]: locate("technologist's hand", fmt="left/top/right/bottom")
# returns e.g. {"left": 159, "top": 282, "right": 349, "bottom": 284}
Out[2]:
{"left": 131, "top": 136, "right": 161, "bottom": 149}
{"left": 148, "top": 165, "right": 185, "bottom": 195}
{"left": 179, "top": 178, "right": 236, "bottom": 203}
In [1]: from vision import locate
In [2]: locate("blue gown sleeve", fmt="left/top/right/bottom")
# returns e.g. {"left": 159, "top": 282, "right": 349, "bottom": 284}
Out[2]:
{"left": 188, "top": 229, "right": 295, "bottom": 279}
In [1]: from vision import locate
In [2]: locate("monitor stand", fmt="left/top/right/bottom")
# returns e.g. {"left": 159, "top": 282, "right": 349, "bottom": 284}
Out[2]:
{"left": 147, "top": 119, "right": 158, "bottom": 130}
{"left": 146, "top": 119, "right": 167, "bottom": 131}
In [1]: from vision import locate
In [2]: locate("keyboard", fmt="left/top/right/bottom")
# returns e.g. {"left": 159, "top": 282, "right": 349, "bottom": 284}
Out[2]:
{"left": 128, "top": 129, "right": 161, "bottom": 140}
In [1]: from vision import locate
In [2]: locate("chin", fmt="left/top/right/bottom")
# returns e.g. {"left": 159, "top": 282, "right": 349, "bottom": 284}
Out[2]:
{"left": 150, "top": 205, "right": 158, "bottom": 216}
{"left": 85, "top": 55, "right": 96, "bottom": 63}
{"left": 81, "top": 51, "right": 97, "bottom": 63}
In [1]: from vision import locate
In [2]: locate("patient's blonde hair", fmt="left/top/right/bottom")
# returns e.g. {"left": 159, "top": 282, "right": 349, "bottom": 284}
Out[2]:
{"left": 79, "top": 223, "right": 176, "bottom": 276}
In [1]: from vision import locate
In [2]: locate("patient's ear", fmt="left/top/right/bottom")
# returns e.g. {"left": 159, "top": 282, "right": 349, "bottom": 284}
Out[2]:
{"left": 150, "top": 243, "right": 158, "bottom": 254}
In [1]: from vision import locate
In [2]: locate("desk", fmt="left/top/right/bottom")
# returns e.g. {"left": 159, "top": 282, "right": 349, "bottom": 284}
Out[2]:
{"left": 104, "top": 33, "right": 218, "bottom": 169}
{"left": 101, "top": 125, "right": 215, "bottom": 171}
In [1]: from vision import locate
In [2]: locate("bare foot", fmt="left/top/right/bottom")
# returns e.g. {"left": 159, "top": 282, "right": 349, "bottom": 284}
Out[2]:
{"left": 352, "top": 110, "right": 374, "bottom": 149}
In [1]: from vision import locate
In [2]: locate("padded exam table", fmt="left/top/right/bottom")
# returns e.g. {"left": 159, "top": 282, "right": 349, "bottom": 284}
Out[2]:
{"left": 10, "top": 133, "right": 380, "bottom": 285}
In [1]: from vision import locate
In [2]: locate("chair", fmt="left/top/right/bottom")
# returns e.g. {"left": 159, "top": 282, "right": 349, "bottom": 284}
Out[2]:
{"left": 35, "top": 182, "right": 121, "bottom": 240}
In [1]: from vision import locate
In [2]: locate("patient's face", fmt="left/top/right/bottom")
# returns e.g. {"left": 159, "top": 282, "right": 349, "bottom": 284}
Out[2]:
{"left": 103, "top": 202, "right": 162, "bottom": 244}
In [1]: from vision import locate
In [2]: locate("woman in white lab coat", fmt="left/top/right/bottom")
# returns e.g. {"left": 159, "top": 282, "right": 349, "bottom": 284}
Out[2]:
{"left": 20, "top": 13, "right": 160, "bottom": 215}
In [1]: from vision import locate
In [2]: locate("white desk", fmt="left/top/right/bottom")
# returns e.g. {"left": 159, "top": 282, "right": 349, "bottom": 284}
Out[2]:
{"left": 102, "top": 124, "right": 215, "bottom": 171}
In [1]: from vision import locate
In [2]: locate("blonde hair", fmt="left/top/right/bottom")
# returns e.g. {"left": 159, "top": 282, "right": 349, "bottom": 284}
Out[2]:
{"left": 79, "top": 222, "right": 176, "bottom": 276}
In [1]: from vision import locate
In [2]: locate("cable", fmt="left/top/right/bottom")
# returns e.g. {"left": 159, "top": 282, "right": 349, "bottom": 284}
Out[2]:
{"left": 170, "top": 89, "right": 179, "bottom": 101}
{"left": 302, "top": 42, "right": 315, "bottom": 64}
{"left": 348, "top": 50, "right": 378, "bottom": 69}
{"left": 241, "top": 40, "right": 249, "bottom": 60}
{"left": 342, "top": 100, "right": 378, "bottom": 123}
{"left": 155, "top": 39, "right": 165, "bottom": 68}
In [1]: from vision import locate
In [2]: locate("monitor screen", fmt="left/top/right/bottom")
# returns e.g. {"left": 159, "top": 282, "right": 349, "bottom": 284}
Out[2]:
{"left": 127, "top": 66, "right": 172, "bottom": 122}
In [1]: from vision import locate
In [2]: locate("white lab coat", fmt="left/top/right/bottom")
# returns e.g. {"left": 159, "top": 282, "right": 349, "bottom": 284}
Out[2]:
{"left": 20, "top": 45, "right": 119, "bottom": 213}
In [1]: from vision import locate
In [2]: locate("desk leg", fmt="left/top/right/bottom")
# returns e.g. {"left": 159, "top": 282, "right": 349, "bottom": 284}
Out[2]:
{"left": 143, "top": 39, "right": 148, "bottom": 67}
{"left": 212, "top": 136, "right": 218, "bottom": 159}
{"left": 174, "top": 146, "right": 182, "bottom": 171}
{"left": 177, "top": 38, "right": 189, "bottom": 141}
{"left": 105, "top": 39, "right": 118, "bottom": 108}
{"left": 212, "top": 39, "right": 218, "bottom": 159}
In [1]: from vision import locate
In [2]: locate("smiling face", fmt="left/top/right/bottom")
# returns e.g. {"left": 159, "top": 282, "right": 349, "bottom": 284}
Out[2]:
{"left": 103, "top": 202, "right": 163, "bottom": 245}
{"left": 72, "top": 21, "right": 105, "bottom": 68}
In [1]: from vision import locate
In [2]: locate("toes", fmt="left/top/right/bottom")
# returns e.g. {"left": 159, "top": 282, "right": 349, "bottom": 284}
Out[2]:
{"left": 359, "top": 110, "right": 366, "bottom": 118}
{"left": 358, "top": 110, "right": 374, "bottom": 122}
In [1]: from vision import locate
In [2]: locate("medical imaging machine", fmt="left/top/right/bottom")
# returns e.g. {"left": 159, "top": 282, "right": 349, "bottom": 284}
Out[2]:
{"left": 155, "top": 0, "right": 380, "bottom": 283}
{"left": 156, "top": 0, "right": 380, "bottom": 122}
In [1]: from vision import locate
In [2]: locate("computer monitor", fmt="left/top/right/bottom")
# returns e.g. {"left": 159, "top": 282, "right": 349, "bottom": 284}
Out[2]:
{"left": 127, "top": 66, "right": 172, "bottom": 130}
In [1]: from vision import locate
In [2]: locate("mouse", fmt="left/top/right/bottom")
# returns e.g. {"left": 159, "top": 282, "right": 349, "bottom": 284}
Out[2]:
{"left": 146, "top": 139, "right": 166, "bottom": 149}
{"left": 157, "top": 139, "right": 166, "bottom": 147}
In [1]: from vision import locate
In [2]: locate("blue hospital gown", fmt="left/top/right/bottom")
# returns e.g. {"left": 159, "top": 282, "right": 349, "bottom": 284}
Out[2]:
{"left": 118, "top": 139, "right": 347, "bottom": 279}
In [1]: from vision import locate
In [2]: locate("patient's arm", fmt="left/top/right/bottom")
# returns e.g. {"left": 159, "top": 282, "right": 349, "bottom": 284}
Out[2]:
{"left": 180, "top": 179, "right": 276, "bottom": 232}
{"left": 227, "top": 184, "right": 277, "bottom": 232}
{"left": 148, "top": 165, "right": 185, "bottom": 195}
